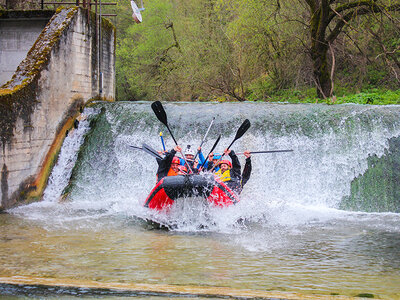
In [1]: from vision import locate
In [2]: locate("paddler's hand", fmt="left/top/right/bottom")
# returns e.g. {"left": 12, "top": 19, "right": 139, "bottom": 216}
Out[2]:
{"left": 174, "top": 145, "right": 182, "bottom": 152}
{"left": 244, "top": 150, "right": 251, "bottom": 158}
{"left": 224, "top": 149, "right": 231, "bottom": 156}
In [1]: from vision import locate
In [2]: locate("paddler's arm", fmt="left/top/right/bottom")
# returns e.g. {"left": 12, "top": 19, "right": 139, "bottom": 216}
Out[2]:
{"left": 228, "top": 150, "right": 241, "bottom": 179}
{"left": 241, "top": 150, "right": 252, "bottom": 187}
{"left": 197, "top": 147, "right": 206, "bottom": 169}
{"left": 156, "top": 146, "right": 180, "bottom": 181}
{"left": 207, "top": 152, "right": 215, "bottom": 171}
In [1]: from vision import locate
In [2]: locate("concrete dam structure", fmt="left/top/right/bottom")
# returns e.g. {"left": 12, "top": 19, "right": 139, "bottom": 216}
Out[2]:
{"left": 0, "top": 7, "right": 115, "bottom": 210}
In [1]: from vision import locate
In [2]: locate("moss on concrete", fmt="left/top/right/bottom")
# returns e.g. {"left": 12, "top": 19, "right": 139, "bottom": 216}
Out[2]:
{"left": 0, "top": 7, "right": 79, "bottom": 208}
{"left": 0, "top": 7, "right": 115, "bottom": 209}
{"left": 0, "top": 7, "right": 79, "bottom": 145}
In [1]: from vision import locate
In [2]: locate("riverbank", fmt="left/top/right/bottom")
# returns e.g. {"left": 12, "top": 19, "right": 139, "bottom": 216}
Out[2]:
{"left": 245, "top": 88, "right": 400, "bottom": 105}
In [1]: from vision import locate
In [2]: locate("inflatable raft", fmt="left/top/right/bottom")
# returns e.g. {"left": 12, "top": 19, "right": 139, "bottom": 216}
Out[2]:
{"left": 144, "top": 174, "right": 240, "bottom": 210}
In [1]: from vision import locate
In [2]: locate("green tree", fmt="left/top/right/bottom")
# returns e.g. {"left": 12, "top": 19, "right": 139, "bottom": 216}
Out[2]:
{"left": 304, "top": 0, "right": 400, "bottom": 98}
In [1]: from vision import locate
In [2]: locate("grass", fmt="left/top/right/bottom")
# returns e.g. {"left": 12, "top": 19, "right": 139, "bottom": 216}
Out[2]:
{"left": 248, "top": 88, "right": 400, "bottom": 105}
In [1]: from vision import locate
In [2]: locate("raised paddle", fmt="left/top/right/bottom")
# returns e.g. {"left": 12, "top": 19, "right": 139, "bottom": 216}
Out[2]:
{"left": 142, "top": 143, "right": 163, "bottom": 160}
{"left": 210, "top": 119, "right": 251, "bottom": 171}
{"left": 151, "top": 101, "right": 178, "bottom": 145}
{"left": 227, "top": 119, "right": 251, "bottom": 150}
{"left": 150, "top": 101, "right": 193, "bottom": 173}
{"left": 236, "top": 150, "right": 293, "bottom": 155}
{"left": 193, "top": 117, "right": 215, "bottom": 163}
{"left": 199, "top": 134, "right": 221, "bottom": 171}
{"left": 128, "top": 145, "right": 142, "bottom": 151}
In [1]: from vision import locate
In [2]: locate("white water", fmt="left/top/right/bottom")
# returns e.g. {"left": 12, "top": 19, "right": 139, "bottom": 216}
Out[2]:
{"left": 5, "top": 103, "right": 400, "bottom": 299}
{"left": 42, "top": 109, "right": 93, "bottom": 202}
{"left": 10, "top": 103, "right": 400, "bottom": 233}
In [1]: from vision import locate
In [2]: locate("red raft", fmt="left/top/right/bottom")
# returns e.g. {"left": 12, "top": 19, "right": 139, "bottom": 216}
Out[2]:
{"left": 144, "top": 174, "right": 240, "bottom": 210}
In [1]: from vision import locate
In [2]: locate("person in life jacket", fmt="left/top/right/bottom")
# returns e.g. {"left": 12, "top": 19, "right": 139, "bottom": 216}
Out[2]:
{"left": 179, "top": 145, "right": 207, "bottom": 173}
{"left": 205, "top": 153, "right": 222, "bottom": 172}
{"left": 214, "top": 149, "right": 252, "bottom": 194}
{"left": 214, "top": 149, "right": 242, "bottom": 193}
{"left": 177, "top": 165, "right": 188, "bottom": 175}
{"left": 156, "top": 145, "right": 182, "bottom": 182}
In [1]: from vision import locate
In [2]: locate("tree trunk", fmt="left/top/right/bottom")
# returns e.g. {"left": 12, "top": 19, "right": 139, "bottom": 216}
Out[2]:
{"left": 311, "top": 42, "right": 331, "bottom": 98}
{"left": 308, "top": 0, "right": 332, "bottom": 98}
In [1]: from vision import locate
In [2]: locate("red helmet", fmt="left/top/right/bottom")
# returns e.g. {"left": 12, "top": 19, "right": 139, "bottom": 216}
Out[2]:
{"left": 178, "top": 165, "right": 187, "bottom": 174}
{"left": 219, "top": 160, "right": 232, "bottom": 168}
{"left": 172, "top": 157, "right": 180, "bottom": 164}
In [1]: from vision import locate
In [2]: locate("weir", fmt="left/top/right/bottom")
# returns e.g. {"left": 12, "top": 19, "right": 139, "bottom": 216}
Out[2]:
{"left": 63, "top": 102, "right": 400, "bottom": 216}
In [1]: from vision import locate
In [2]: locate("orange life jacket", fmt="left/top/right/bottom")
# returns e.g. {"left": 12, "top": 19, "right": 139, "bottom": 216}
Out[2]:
{"left": 167, "top": 168, "right": 178, "bottom": 177}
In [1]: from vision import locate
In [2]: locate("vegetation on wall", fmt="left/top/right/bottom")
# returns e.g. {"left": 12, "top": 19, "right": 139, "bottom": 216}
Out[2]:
{"left": 112, "top": 0, "right": 399, "bottom": 102}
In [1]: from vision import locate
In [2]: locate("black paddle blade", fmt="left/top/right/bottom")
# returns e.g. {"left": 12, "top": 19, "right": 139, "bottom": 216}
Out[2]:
{"left": 151, "top": 101, "right": 168, "bottom": 126}
{"left": 227, "top": 119, "right": 251, "bottom": 150}
{"left": 234, "top": 119, "right": 251, "bottom": 140}
{"left": 142, "top": 143, "right": 163, "bottom": 160}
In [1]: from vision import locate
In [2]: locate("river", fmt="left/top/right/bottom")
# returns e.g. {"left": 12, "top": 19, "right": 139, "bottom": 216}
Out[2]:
{"left": 1, "top": 102, "right": 400, "bottom": 299}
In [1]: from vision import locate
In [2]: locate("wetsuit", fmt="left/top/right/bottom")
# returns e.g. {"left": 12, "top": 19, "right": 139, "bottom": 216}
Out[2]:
{"left": 156, "top": 149, "right": 176, "bottom": 182}
{"left": 239, "top": 157, "right": 252, "bottom": 194}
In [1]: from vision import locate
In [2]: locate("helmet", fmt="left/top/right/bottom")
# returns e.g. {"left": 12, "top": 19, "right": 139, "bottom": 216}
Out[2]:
{"left": 219, "top": 160, "right": 232, "bottom": 168}
{"left": 213, "top": 153, "right": 222, "bottom": 160}
{"left": 178, "top": 165, "right": 187, "bottom": 174}
{"left": 185, "top": 145, "right": 196, "bottom": 156}
{"left": 172, "top": 157, "right": 180, "bottom": 164}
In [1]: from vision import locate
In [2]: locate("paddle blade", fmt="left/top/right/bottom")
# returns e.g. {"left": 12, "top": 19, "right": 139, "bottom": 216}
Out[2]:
{"left": 234, "top": 119, "right": 251, "bottom": 140}
{"left": 142, "top": 143, "right": 163, "bottom": 160}
{"left": 227, "top": 119, "right": 251, "bottom": 150}
{"left": 151, "top": 101, "right": 168, "bottom": 126}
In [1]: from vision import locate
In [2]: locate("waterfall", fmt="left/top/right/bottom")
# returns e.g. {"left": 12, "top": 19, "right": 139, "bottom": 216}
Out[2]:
{"left": 42, "top": 108, "right": 97, "bottom": 202}
{"left": 15, "top": 102, "right": 400, "bottom": 229}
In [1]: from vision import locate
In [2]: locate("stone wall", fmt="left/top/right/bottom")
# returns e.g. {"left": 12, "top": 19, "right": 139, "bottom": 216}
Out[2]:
{"left": 0, "top": 7, "right": 115, "bottom": 210}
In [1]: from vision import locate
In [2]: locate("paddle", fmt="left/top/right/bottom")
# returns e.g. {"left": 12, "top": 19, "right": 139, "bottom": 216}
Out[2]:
{"left": 151, "top": 101, "right": 178, "bottom": 144}
{"left": 210, "top": 119, "right": 251, "bottom": 171}
{"left": 159, "top": 132, "right": 166, "bottom": 151}
{"left": 193, "top": 117, "right": 215, "bottom": 163}
{"left": 128, "top": 145, "right": 142, "bottom": 151}
{"left": 227, "top": 119, "right": 251, "bottom": 150}
{"left": 198, "top": 134, "right": 221, "bottom": 171}
{"left": 151, "top": 101, "right": 193, "bottom": 173}
{"left": 142, "top": 143, "right": 163, "bottom": 160}
{"left": 236, "top": 150, "right": 293, "bottom": 155}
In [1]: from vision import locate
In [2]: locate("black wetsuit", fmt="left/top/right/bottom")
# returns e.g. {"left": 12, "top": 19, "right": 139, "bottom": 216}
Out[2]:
{"left": 156, "top": 149, "right": 176, "bottom": 182}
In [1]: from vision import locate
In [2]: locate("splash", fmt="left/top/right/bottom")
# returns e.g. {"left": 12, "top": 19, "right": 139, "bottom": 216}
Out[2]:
{"left": 10, "top": 102, "right": 400, "bottom": 231}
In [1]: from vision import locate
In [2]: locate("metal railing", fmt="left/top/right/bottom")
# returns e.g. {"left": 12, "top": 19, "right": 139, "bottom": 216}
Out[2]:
{"left": 40, "top": 0, "right": 117, "bottom": 17}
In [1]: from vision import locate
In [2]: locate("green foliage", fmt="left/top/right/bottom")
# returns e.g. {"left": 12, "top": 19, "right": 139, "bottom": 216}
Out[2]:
{"left": 335, "top": 89, "right": 400, "bottom": 105}
{"left": 113, "top": 0, "right": 400, "bottom": 102}
{"left": 115, "top": 0, "right": 174, "bottom": 100}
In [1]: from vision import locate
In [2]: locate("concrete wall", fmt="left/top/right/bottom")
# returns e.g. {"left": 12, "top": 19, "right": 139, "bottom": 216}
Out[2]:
{"left": 0, "top": 19, "right": 49, "bottom": 85}
{"left": 0, "top": 7, "right": 115, "bottom": 210}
